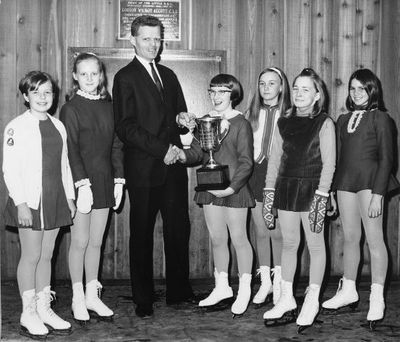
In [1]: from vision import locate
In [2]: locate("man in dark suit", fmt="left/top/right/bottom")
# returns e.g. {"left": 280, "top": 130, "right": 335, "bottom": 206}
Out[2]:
{"left": 112, "top": 15, "right": 195, "bottom": 318}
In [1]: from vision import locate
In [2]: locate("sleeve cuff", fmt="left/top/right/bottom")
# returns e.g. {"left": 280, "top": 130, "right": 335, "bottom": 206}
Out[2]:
{"left": 75, "top": 178, "right": 91, "bottom": 188}
{"left": 114, "top": 178, "right": 126, "bottom": 185}
{"left": 316, "top": 189, "right": 329, "bottom": 197}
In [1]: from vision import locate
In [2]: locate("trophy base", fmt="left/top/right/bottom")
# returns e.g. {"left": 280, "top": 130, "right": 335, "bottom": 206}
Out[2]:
{"left": 195, "top": 165, "right": 230, "bottom": 191}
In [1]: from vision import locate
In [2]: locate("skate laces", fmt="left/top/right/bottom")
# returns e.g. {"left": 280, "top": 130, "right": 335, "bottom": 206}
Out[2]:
{"left": 95, "top": 281, "right": 103, "bottom": 298}
{"left": 335, "top": 278, "right": 344, "bottom": 294}
{"left": 44, "top": 291, "right": 57, "bottom": 316}
{"left": 26, "top": 296, "right": 38, "bottom": 313}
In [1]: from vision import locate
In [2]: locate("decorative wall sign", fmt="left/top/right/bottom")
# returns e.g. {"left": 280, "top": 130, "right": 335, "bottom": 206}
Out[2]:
{"left": 118, "top": 0, "right": 181, "bottom": 41}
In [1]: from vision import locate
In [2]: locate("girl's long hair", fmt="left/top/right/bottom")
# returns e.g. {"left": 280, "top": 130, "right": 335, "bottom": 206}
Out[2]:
{"left": 245, "top": 67, "right": 291, "bottom": 131}
{"left": 345, "top": 68, "right": 386, "bottom": 112}
{"left": 286, "top": 68, "right": 329, "bottom": 119}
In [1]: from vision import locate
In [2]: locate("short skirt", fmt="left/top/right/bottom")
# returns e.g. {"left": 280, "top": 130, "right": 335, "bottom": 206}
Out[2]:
{"left": 4, "top": 197, "right": 72, "bottom": 231}
{"left": 194, "top": 184, "right": 255, "bottom": 208}
{"left": 248, "top": 159, "right": 268, "bottom": 202}
{"left": 273, "top": 176, "right": 319, "bottom": 212}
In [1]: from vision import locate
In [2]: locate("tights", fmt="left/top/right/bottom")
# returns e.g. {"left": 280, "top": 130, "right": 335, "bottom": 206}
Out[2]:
{"left": 338, "top": 190, "right": 387, "bottom": 285}
{"left": 17, "top": 228, "right": 59, "bottom": 295}
{"left": 251, "top": 201, "right": 282, "bottom": 267}
{"left": 203, "top": 205, "right": 252, "bottom": 275}
{"left": 69, "top": 208, "right": 109, "bottom": 284}
{"left": 278, "top": 210, "right": 326, "bottom": 285}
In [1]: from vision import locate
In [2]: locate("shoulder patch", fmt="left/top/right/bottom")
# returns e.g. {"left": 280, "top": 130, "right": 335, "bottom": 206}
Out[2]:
{"left": 7, "top": 128, "right": 14, "bottom": 136}
{"left": 7, "top": 138, "right": 14, "bottom": 146}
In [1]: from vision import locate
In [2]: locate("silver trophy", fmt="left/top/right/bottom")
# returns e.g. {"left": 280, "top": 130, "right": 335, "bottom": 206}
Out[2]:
{"left": 192, "top": 116, "right": 230, "bottom": 191}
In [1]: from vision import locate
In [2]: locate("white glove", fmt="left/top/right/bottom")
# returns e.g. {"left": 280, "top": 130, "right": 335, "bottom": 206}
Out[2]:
{"left": 76, "top": 184, "right": 93, "bottom": 214}
{"left": 113, "top": 183, "right": 123, "bottom": 210}
{"left": 180, "top": 132, "right": 193, "bottom": 149}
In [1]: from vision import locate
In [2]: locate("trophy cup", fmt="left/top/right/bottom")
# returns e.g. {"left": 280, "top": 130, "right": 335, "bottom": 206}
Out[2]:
{"left": 193, "top": 116, "right": 230, "bottom": 191}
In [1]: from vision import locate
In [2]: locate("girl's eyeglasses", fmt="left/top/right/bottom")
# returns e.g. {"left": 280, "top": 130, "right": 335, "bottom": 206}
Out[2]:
{"left": 208, "top": 89, "right": 232, "bottom": 97}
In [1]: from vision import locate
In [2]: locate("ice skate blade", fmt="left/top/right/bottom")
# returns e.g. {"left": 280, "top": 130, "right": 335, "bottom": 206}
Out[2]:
{"left": 199, "top": 297, "right": 234, "bottom": 312}
{"left": 88, "top": 309, "right": 114, "bottom": 322}
{"left": 44, "top": 323, "right": 72, "bottom": 336}
{"left": 264, "top": 309, "right": 297, "bottom": 327}
{"left": 253, "top": 294, "right": 272, "bottom": 309}
{"left": 297, "top": 319, "right": 322, "bottom": 334}
{"left": 232, "top": 311, "right": 245, "bottom": 319}
{"left": 20, "top": 325, "right": 48, "bottom": 340}
{"left": 321, "top": 301, "right": 359, "bottom": 315}
{"left": 361, "top": 319, "right": 383, "bottom": 331}
{"left": 72, "top": 311, "right": 90, "bottom": 326}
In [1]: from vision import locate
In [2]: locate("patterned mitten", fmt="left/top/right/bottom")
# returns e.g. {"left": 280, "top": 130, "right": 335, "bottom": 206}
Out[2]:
{"left": 262, "top": 188, "right": 275, "bottom": 230}
{"left": 308, "top": 190, "right": 329, "bottom": 233}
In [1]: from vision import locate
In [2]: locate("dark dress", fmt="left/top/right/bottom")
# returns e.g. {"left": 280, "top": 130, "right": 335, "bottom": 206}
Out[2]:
{"left": 60, "top": 94, "right": 124, "bottom": 209}
{"left": 4, "top": 119, "right": 72, "bottom": 230}
{"left": 274, "top": 113, "right": 330, "bottom": 212}
{"left": 185, "top": 113, "right": 255, "bottom": 208}
{"left": 333, "top": 109, "right": 398, "bottom": 195}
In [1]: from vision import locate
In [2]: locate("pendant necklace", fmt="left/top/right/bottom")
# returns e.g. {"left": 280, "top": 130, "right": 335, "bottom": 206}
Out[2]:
{"left": 347, "top": 110, "right": 365, "bottom": 133}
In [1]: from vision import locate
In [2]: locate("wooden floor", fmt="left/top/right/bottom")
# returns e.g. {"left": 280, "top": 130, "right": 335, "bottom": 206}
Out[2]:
{"left": 1, "top": 278, "right": 400, "bottom": 341}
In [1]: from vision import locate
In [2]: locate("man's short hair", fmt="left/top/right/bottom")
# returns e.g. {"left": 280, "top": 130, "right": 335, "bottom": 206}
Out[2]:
{"left": 131, "top": 15, "right": 163, "bottom": 37}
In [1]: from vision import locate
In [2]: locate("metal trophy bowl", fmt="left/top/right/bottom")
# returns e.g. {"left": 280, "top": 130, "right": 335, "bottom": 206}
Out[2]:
{"left": 193, "top": 115, "right": 230, "bottom": 191}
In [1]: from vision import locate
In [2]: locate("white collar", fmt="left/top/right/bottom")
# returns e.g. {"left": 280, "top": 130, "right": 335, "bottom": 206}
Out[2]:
{"left": 77, "top": 89, "right": 100, "bottom": 100}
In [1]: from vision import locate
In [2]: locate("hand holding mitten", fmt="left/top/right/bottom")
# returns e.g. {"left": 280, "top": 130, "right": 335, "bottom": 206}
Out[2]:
{"left": 308, "top": 190, "right": 329, "bottom": 233}
{"left": 262, "top": 188, "right": 276, "bottom": 230}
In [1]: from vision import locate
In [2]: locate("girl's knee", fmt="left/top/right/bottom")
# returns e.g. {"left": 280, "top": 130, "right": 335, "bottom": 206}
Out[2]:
{"left": 70, "top": 236, "right": 89, "bottom": 251}
{"left": 210, "top": 234, "right": 227, "bottom": 249}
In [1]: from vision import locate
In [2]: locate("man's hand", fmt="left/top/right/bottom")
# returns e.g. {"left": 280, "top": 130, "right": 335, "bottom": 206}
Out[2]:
{"left": 163, "top": 144, "right": 179, "bottom": 165}
{"left": 177, "top": 112, "right": 196, "bottom": 131}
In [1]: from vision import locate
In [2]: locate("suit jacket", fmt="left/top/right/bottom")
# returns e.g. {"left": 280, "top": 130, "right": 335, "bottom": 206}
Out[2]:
{"left": 112, "top": 57, "right": 188, "bottom": 187}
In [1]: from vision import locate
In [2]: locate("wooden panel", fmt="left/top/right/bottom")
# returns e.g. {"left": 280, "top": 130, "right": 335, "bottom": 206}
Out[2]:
{"left": 284, "top": 0, "right": 312, "bottom": 80}
{"left": 0, "top": 0, "right": 18, "bottom": 280}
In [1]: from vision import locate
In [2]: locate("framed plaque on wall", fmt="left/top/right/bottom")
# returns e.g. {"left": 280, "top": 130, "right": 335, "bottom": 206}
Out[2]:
{"left": 118, "top": 0, "right": 181, "bottom": 41}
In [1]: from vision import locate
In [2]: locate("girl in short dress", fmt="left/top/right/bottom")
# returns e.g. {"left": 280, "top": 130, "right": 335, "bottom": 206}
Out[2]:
{"left": 263, "top": 68, "right": 336, "bottom": 331}
{"left": 3, "top": 71, "right": 75, "bottom": 339}
{"left": 178, "top": 74, "right": 255, "bottom": 317}
{"left": 245, "top": 67, "right": 291, "bottom": 307}
{"left": 60, "top": 53, "right": 124, "bottom": 323}
{"left": 322, "top": 69, "right": 398, "bottom": 329}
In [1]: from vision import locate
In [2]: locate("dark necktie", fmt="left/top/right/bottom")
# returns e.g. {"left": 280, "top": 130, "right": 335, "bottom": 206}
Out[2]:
{"left": 150, "top": 62, "right": 164, "bottom": 99}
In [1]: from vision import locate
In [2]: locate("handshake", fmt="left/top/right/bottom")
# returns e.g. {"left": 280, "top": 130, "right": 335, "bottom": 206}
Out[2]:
{"left": 163, "top": 144, "right": 186, "bottom": 165}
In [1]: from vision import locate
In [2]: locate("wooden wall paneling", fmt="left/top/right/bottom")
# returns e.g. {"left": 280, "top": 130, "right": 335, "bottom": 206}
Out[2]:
{"left": 261, "top": 0, "right": 285, "bottom": 71}
{"left": 234, "top": 0, "right": 263, "bottom": 107}
{"left": 355, "top": 0, "right": 381, "bottom": 72}
{"left": 0, "top": 0, "right": 18, "bottom": 280}
{"left": 310, "top": 0, "right": 334, "bottom": 113}
{"left": 192, "top": 0, "right": 238, "bottom": 77}
{"left": 332, "top": 0, "right": 357, "bottom": 118}
{"left": 283, "top": 0, "right": 312, "bottom": 82}
{"left": 380, "top": 0, "right": 400, "bottom": 278}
